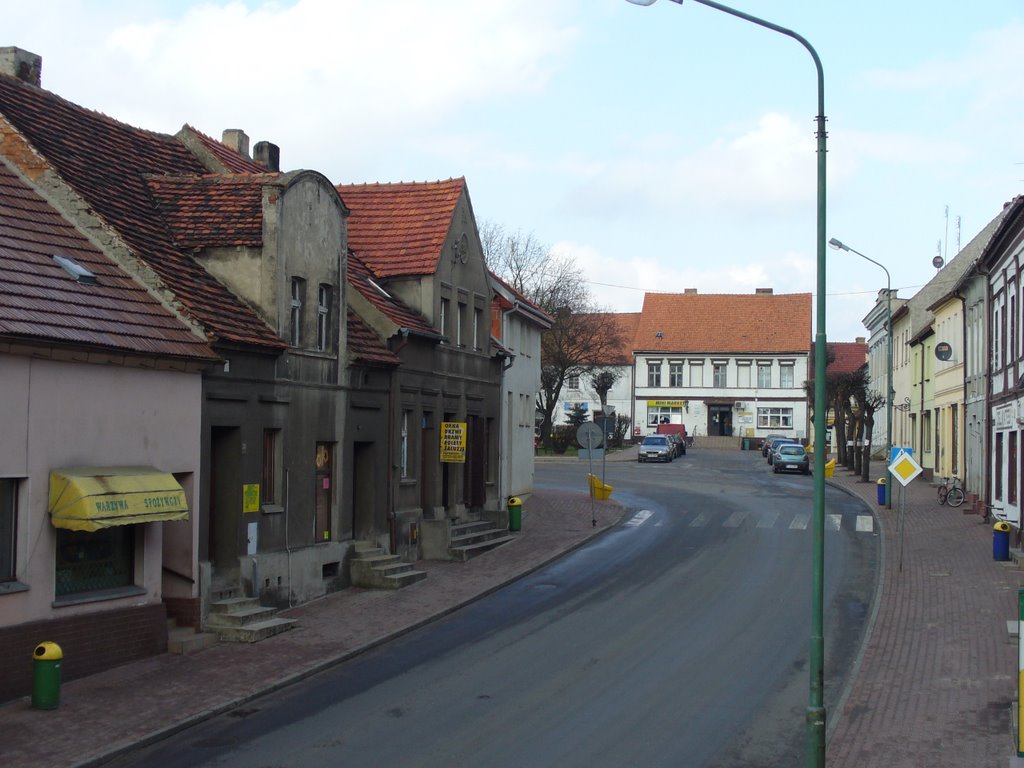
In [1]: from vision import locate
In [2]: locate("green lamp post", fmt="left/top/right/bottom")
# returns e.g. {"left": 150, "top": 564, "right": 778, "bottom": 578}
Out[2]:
{"left": 624, "top": 1, "right": 828, "bottom": 765}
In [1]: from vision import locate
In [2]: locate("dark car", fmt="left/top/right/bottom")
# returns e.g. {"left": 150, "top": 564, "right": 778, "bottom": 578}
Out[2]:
{"left": 638, "top": 435, "right": 674, "bottom": 463}
{"left": 773, "top": 443, "right": 810, "bottom": 474}
{"left": 766, "top": 437, "right": 798, "bottom": 465}
{"left": 760, "top": 433, "right": 787, "bottom": 457}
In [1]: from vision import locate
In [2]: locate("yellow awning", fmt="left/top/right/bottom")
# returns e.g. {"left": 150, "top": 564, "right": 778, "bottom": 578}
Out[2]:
{"left": 49, "top": 467, "right": 189, "bottom": 532}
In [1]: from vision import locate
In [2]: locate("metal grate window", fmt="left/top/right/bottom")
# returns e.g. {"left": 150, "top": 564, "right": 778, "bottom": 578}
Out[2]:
{"left": 55, "top": 526, "right": 134, "bottom": 597}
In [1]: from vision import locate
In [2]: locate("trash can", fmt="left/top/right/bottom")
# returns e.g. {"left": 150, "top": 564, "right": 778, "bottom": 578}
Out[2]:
{"left": 31, "top": 641, "right": 63, "bottom": 710}
{"left": 993, "top": 521, "right": 1011, "bottom": 562}
{"left": 741, "top": 438, "right": 750, "bottom": 451}
{"left": 508, "top": 497, "right": 522, "bottom": 532}
{"left": 876, "top": 478, "right": 887, "bottom": 505}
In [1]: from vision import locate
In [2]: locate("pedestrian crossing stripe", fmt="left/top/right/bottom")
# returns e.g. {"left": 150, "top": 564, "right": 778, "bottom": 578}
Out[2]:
{"left": 790, "top": 513, "right": 810, "bottom": 530}
{"left": 662, "top": 511, "right": 873, "bottom": 533}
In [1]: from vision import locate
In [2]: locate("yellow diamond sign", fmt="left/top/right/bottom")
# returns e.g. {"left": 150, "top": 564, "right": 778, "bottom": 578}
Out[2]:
{"left": 889, "top": 450, "right": 923, "bottom": 487}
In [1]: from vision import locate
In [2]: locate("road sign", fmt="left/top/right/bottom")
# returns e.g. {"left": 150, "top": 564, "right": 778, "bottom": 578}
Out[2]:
{"left": 576, "top": 422, "right": 604, "bottom": 449}
{"left": 888, "top": 449, "right": 923, "bottom": 487}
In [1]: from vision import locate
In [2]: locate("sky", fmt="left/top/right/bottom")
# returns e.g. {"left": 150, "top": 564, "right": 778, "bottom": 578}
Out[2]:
{"left": 5, "top": 1, "right": 1023, "bottom": 342}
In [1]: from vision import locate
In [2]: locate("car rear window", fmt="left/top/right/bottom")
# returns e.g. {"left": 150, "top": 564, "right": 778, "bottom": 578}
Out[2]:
{"left": 779, "top": 445, "right": 804, "bottom": 455}
{"left": 643, "top": 437, "right": 668, "bottom": 445}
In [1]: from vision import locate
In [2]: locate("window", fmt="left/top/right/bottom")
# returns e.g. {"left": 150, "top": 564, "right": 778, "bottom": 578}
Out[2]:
{"left": 647, "top": 405, "right": 683, "bottom": 426}
{"left": 689, "top": 362, "right": 703, "bottom": 387}
{"left": 401, "top": 411, "right": 410, "bottom": 479}
{"left": 457, "top": 302, "right": 467, "bottom": 347}
{"left": 55, "top": 526, "right": 134, "bottom": 597}
{"left": 757, "top": 364, "right": 772, "bottom": 388}
{"left": 647, "top": 361, "right": 662, "bottom": 388}
{"left": 262, "top": 429, "right": 281, "bottom": 506}
{"left": 316, "top": 284, "right": 332, "bottom": 352}
{"left": 996, "top": 432, "right": 1004, "bottom": 501}
{"left": 713, "top": 364, "right": 727, "bottom": 388}
{"left": 922, "top": 410, "right": 932, "bottom": 452}
{"left": 474, "top": 308, "right": 483, "bottom": 351}
{"left": 0, "top": 479, "right": 16, "bottom": 583}
{"left": 566, "top": 373, "right": 580, "bottom": 390}
{"left": 737, "top": 365, "right": 751, "bottom": 388}
{"left": 780, "top": 365, "right": 794, "bottom": 388}
{"left": 440, "top": 298, "right": 449, "bottom": 341}
{"left": 669, "top": 363, "right": 684, "bottom": 387}
{"left": 1010, "top": 431, "right": 1018, "bottom": 506}
{"left": 290, "top": 277, "right": 305, "bottom": 347}
{"left": 757, "top": 407, "right": 793, "bottom": 429}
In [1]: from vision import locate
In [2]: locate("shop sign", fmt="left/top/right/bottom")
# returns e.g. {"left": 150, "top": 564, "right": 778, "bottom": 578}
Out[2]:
{"left": 440, "top": 421, "right": 467, "bottom": 463}
{"left": 647, "top": 400, "right": 686, "bottom": 408}
{"left": 995, "top": 404, "right": 1016, "bottom": 430}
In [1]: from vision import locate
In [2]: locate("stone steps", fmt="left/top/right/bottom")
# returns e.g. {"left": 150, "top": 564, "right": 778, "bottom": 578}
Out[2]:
{"left": 205, "top": 596, "right": 296, "bottom": 643}
{"left": 449, "top": 520, "right": 514, "bottom": 561}
{"left": 350, "top": 544, "right": 427, "bottom": 589}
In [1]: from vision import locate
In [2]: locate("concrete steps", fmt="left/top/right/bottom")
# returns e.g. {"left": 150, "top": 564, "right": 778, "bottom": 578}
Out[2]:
{"left": 166, "top": 619, "right": 218, "bottom": 655}
{"left": 350, "top": 543, "right": 427, "bottom": 589}
{"left": 449, "top": 520, "right": 514, "bottom": 562}
{"left": 205, "top": 596, "right": 296, "bottom": 643}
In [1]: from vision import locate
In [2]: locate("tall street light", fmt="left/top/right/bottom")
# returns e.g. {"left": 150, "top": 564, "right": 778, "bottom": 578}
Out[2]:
{"left": 624, "top": 1, "right": 828, "bottom": 765}
{"left": 829, "top": 238, "right": 893, "bottom": 510}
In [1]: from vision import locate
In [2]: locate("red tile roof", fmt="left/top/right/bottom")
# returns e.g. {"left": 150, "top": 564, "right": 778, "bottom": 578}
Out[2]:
{"left": 0, "top": 160, "right": 217, "bottom": 360}
{"left": 337, "top": 179, "right": 464, "bottom": 278}
{"left": 179, "top": 125, "right": 267, "bottom": 174}
{"left": 346, "top": 308, "right": 399, "bottom": 366}
{"left": 488, "top": 270, "right": 554, "bottom": 328}
{"left": 593, "top": 311, "right": 640, "bottom": 364}
{"left": 0, "top": 73, "right": 283, "bottom": 350}
{"left": 347, "top": 251, "right": 439, "bottom": 339}
{"left": 634, "top": 292, "right": 812, "bottom": 354}
{"left": 145, "top": 174, "right": 273, "bottom": 249}
{"left": 826, "top": 341, "right": 868, "bottom": 375}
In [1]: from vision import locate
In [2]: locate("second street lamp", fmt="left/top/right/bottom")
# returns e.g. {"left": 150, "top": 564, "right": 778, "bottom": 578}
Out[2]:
{"left": 624, "top": 1, "right": 828, "bottom": 765}
{"left": 828, "top": 237, "right": 894, "bottom": 510}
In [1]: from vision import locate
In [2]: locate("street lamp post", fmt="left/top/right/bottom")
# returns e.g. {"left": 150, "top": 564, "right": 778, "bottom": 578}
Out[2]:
{"left": 624, "top": 1, "right": 828, "bottom": 765}
{"left": 829, "top": 238, "right": 893, "bottom": 510}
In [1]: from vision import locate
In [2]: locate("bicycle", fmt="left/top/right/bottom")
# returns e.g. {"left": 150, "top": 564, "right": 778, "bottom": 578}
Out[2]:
{"left": 937, "top": 476, "right": 965, "bottom": 507}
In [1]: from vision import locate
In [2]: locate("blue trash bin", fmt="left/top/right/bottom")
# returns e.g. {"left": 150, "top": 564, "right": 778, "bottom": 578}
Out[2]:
{"left": 993, "top": 522, "right": 1011, "bottom": 562}
{"left": 876, "top": 478, "right": 886, "bottom": 505}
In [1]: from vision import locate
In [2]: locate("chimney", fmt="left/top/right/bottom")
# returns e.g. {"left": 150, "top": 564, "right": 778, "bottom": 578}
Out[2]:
{"left": 856, "top": 336, "right": 866, "bottom": 344}
{"left": 684, "top": 288, "right": 698, "bottom": 295}
{"left": 755, "top": 288, "right": 773, "bottom": 294}
{"left": 0, "top": 47, "right": 42, "bottom": 86}
{"left": 253, "top": 141, "right": 280, "bottom": 172}
{"left": 222, "top": 129, "right": 250, "bottom": 158}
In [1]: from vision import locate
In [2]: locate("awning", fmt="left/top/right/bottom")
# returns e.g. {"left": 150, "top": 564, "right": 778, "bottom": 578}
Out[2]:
{"left": 49, "top": 467, "right": 189, "bottom": 532}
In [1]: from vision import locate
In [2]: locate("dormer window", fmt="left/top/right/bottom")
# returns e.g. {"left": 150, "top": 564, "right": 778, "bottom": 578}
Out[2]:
{"left": 290, "top": 277, "right": 305, "bottom": 347}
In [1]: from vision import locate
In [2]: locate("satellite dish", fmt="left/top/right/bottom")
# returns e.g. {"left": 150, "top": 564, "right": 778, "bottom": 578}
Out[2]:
{"left": 932, "top": 255, "right": 944, "bottom": 269}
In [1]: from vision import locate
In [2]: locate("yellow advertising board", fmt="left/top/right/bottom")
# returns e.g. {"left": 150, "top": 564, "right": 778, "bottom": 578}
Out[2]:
{"left": 243, "top": 483, "right": 261, "bottom": 513}
{"left": 440, "top": 421, "right": 467, "bottom": 463}
{"left": 647, "top": 400, "right": 687, "bottom": 408}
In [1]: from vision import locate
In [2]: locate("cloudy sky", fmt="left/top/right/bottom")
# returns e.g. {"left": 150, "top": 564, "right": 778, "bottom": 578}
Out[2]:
{"left": 6, "top": 1, "right": 1022, "bottom": 341}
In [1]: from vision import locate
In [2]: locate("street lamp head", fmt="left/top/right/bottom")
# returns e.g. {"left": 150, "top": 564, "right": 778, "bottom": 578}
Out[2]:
{"left": 624, "top": 0, "right": 684, "bottom": 5}
{"left": 828, "top": 237, "right": 848, "bottom": 251}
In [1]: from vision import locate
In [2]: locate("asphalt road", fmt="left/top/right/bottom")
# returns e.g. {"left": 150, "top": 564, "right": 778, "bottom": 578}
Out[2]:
{"left": 105, "top": 449, "right": 878, "bottom": 768}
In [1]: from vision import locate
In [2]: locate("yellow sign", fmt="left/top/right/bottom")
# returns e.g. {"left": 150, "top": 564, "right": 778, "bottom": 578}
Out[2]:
{"left": 440, "top": 421, "right": 467, "bottom": 463}
{"left": 243, "top": 484, "right": 261, "bottom": 513}
{"left": 647, "top": 400, "right": 686, "bottom": 408}
{"left": 888, "top": 450, "right": 923, "bottom": 487}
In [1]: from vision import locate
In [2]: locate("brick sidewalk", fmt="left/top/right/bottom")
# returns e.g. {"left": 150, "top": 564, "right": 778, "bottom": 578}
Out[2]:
{"left": 0, "top": 490, "right": 623, "bottom": 768}
{"left": 825, "top": 463, "right": 1023, "bottom": 767}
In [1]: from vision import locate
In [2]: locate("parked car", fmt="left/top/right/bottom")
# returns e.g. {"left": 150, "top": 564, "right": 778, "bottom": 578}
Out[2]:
{"left": 638, "top": 435, "right": 674, "bottom": 463}
{"left": 760, "top": 433, "right": 787, "bottom": 456}
{"left": 666, "top": 433, "right": 685, "bottom": 457}
{"left": 766, "top": 437, "right": 798, "bottom": 465}
{"left": 773, "top": 443, "right": 810, "bottom": 474}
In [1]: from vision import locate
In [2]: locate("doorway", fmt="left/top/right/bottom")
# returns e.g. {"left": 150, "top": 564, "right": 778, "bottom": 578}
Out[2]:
{"left": 708, "top": 405, "right": 733, "bottom": 437}
{"left": 351, "top": 441, "right": 374, "bottom": 541}
{"left": 209, "top": 426, "right": 241, "bottom": 580}
{"left": 314, "top": 442, "right": 333, "bottom": 542}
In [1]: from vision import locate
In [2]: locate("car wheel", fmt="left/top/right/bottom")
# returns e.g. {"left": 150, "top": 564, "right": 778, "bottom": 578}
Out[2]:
{"left": 773, "top": 465, "right": 779, "bottom": 473}
{"left": 681, "top": 448, "right": 686, "bottom": 455}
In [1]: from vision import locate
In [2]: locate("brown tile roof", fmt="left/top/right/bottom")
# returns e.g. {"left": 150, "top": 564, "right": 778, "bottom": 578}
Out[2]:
{"left": 180, "top": 125, "right": 266, "bottom": 174}
{"left": 0, "top": 73, "right": 283, "bottom": 350}
{"left": 347, "top": 251, "right": 439, "bottom": 339}
{"left": 337, "top": 179, "right": 464, "bottom": 278}
{"left": 634, "top": 292, "right": 812, "bottom": 354}
{"left": 0, "top": 160, "right": 217, "bottom": 360}
{"left": 145, "top": 174, "right": 273, "bottom": 249}
{"left": 594, "top": 311, "right": 640, "bottom": 365}
{"left": 827, "top": 341, "right": 868, "bottom": 375}
{"left": 346, "top": 308, "right": 399, "bottom": 367}
{"left": 488, "top": 270, "right": 554, "bottom": 328}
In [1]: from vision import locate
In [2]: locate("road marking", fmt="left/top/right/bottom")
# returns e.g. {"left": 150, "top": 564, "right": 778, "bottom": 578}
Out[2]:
{"left": 856, "top": 515, "right": 874, "bottom": 533}
{"left": 723, "top": 511, "right": 748, "bottom": 528}
{"left": 790, "top": 513, "right": 810, "bottom": 530}
{"left": 624, "top": 510, "right": 652, "bottom": 528}
{"left": 757, "top": 512, "right": 779, "bottom": 529}
{"left": 689, "top": 512, "right": 709, "bottom": 527}
{"left": 827, "top": 514, "right": 842, "bottom": 531}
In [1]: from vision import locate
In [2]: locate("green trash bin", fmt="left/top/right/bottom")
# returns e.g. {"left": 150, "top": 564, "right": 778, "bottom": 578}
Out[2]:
{"left": 741, "top": 438, "right": 750, "bottom": 451}
{"left": 508, "top": 497, "right": 522, "bottom": 532}
{"left": 32, "top": 641, "right": 63, "bottom": 710}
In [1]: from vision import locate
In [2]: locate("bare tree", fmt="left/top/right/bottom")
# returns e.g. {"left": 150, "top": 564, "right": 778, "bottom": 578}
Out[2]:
{"left": 589, "top": 368, "right": 623, "bottom": 418}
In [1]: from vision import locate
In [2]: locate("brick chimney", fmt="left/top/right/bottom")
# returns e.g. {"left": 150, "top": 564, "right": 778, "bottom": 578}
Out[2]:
{"left": 856, "top": 336, "right": 866, "bottom": 344}
{"left": 684, "top": 288, "right": 698, "bottom": 295}
{"left": 222, "top": 129, "right": 250, "bottom": 158}
{"left": 0, "top": 47, "right": 42, "bottom": 86}
{"left": 755, "top": 288, "right": 774, "bottom": 294}
{"left": 253, "top": 141, "right": 280, "bottom": 172}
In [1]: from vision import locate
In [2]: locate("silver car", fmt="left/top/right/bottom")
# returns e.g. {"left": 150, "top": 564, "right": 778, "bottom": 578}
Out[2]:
{"left": 638, "top": 435, "right": 674, "bottom": 463}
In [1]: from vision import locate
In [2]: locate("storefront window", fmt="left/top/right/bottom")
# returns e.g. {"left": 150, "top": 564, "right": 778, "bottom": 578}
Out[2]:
{"left": 55, "top": 526, "right": 134, "bottom": 597}
{"left": 757, "top": 407, "right": 793, "bottom": 429}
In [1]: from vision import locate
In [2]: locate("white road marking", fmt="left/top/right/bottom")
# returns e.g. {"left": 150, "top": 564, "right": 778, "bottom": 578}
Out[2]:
{"left": 723, "top": 511, "right": 748, "bottom": 528}
{"left": 856, "top": 515, "right": 874, "bottom": 533}
{"left": 757, "top": 512, "right": 779, "bottom": 529}
{"left": 689, "top": 512, "right": 709, "bottom": 527}
{"left": 789, "top": 513, "right": 811, "bottom": 530}
{"left": 624, "top": 510, "right": 653, "bottom": 528}
{"left": 827, "top": 514, "right": 842, "bottom": 531}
